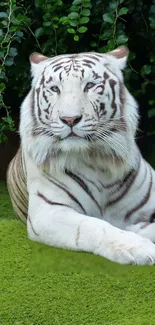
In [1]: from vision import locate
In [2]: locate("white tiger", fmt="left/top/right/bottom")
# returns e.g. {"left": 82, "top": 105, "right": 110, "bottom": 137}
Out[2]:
{"left": 7, "top": 46, "right": 155, "bottom": 265}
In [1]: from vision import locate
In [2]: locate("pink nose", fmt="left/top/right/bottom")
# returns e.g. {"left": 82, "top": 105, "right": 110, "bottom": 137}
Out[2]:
{"left": 60, "top": 115, "right": 82, "bottom": 127}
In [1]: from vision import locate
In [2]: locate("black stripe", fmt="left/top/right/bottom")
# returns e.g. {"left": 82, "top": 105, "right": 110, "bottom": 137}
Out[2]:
{"left": 77, "top": 173, "right": 102, "bottom": 192}
{"left": 65, "top": 170, "right": 102, "bottom": 215}
{"left": 106, "top": 158, "right": 141, "bottom": 207}
{"left": 37, "top": 191, "right": 73, "bottom": 210}
{"left": 124, "top": 166, "right": 153, "bottom": 221}
{"left": 44, "top": 175, "right": 86, "bottom": 214}
{"left": 28, "top": 215, "right": 39, "bottom": 236}
{"left": 150, "top": 211, "right": 155, "bottom": 223}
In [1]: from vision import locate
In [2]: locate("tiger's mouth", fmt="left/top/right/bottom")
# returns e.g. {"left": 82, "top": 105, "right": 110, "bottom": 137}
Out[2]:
{"left": 62, "top": 131, "right": 86, "bottom": 139}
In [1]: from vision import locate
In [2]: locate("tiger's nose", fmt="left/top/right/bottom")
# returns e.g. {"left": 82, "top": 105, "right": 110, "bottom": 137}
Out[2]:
{"left": 60, "top": 115, "right": 82, "bottom": 127}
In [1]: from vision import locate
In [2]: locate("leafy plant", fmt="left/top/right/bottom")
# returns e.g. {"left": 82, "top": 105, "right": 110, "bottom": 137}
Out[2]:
{"left": 0, "top": 0, "right": 155, "bottom": 142}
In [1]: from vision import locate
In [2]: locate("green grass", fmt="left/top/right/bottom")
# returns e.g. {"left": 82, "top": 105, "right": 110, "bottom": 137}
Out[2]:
{"left": 0, "top": 181, "right": 155, "bottom": 325}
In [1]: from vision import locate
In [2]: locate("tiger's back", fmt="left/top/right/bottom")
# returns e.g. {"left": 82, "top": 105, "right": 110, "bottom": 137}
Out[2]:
{"left": 7, "top": 146, "right": 28, "bottom": 223}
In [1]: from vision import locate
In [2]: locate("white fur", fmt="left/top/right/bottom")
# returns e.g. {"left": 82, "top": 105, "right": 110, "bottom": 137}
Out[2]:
{"left": 18, "top": 48, "right": 155, "bottom": 265}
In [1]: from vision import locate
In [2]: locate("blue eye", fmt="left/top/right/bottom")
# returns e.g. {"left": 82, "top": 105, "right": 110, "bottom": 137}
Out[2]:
{"left": 84, "top": 82, "right": 95, "bottom": 92}
{"left": 50, "top": 86, "right": 60, "bottom": 93}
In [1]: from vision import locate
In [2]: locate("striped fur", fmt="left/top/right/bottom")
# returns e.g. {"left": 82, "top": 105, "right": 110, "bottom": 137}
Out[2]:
{"left": 7, "top": 46, "right": 155, "bottom": 265}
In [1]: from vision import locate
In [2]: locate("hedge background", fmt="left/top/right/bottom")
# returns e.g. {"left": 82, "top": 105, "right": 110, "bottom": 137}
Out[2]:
{"left": 0, "top": 0, "right": 155, "bottom": 174}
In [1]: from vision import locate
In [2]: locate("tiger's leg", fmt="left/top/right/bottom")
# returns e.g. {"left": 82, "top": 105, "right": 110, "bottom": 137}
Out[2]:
{"left": 126, "top": 222, "right": 155, "bottom": 243}
{"left": 27, "top": 191, "right": 155, "bottom": 265}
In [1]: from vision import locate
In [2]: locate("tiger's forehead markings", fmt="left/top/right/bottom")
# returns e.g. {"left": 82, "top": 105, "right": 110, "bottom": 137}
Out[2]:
{"left": 92, "top": 71, "right": 101, "bottom": 80}
{"left": 109, "top": 79, "right": 117, "bottom": 119}
{"left": 103, "top": 72, "right": 109, "bottom": 81}
{"left": 46, "top": 76, "right": 53, "bottom": 84}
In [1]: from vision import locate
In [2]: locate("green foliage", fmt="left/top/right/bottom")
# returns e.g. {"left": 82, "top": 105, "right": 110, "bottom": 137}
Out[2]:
{"left": 0, "top": 0, "right": 155, "bottom": 142}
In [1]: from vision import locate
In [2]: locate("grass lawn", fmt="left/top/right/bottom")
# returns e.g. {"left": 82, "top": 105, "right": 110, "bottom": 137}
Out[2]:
{"left": 0, "top": 180, "right": 155, "bottom": 325}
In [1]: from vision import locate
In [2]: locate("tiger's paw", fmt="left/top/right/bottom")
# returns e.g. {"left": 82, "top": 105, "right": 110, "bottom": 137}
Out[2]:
{"left": 96, "top": 230, "right": 155, "bottom": 265}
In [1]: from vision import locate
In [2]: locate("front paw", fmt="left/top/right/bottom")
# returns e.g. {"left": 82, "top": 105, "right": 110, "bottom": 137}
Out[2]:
{"left": 96, "top": 230, "right": 155, "bottom": 265}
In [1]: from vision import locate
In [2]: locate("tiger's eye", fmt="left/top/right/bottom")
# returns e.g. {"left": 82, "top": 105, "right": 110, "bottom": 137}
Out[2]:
{"left": 84, "top": 82, "right": 95, "bottom": 92}
{"left": 50, "top": 86, "right": 60, "bottom": 93}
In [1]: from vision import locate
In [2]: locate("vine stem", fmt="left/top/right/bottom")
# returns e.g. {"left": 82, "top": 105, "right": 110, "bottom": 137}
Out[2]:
{"left": 1, "top": 0, "right": 13, "bottom": 45}
{"left": 27, "top": 26, "right": 42, "bottom": 52}
{"left": 1, "top": 0, "right": 14, "bottom": 66}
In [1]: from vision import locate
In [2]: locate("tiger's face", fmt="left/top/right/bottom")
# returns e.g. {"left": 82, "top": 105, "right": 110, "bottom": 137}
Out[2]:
{"left": 20, "top": 46, "right": 138, "bottom": 166}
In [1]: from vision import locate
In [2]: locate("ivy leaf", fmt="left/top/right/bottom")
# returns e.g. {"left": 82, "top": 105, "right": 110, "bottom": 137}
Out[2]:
{"left": 0, "top": 12, "right": 7, "bottom": 18}
{"left": 0, "top": 82, "right": 6, "bottom": 91}
{"left": 4, "top": 58, "right": 14, "bottom": 66}
{"left": 72, "top": 0, "right": 82, "bottom": 4}
{"left": 59, "top": 16, "right": 68, "bottom": 25}
{"left": 35, "top": 0, "right": 45, "bottom": 7}
{"left": 118, "top": 7, "right": 129, "bottom": 16}
{"left": 109, "top": 1, "right": 118, "bottom": 10}
{"left": 148, "top": 108, "right": 155, "bottom": 118}
{"left": 69, "top": 19, "right": 78, "bottom": 27}
{"left": 79, "top": 17, "right": 89, "bottom": 24}
{"left": 78, "top": 26, "right": 88, "bottom": 33}
{"left": 103, "top": 13, "right": 115, "bottom": 24}
{"left": 116, "top": 34, "right": 128, "bottom": 45}
{"left": 16, "top": 31, "right": 24, "bottom": 37}
{"left": 141, "top": 65, "right": 151, "bottom": 75}
{"left": 81, "top": 9, "right": 91, "bottom": 16}
{"left": 68, "top": 12, "right": 79, "bottom": 19}
{"left": 35, "top": 27, "right": 43, "bottom": 39}
{"left": 9, "top": 47, "right": 18, "bottom": 57}
{"left": 67, "top": 28, "right": 76, "bottom": 34}
{"left": 83, "top": 3, "right": 91, "bottom": 8}
{"left": 90, "top": 41, "right": 97, "bottom": 47}
{"left": 150, "top": 5, "right": 155, "bottom": 13}
{"left": 74, "top": 35, "right": 79, "bottom": 41}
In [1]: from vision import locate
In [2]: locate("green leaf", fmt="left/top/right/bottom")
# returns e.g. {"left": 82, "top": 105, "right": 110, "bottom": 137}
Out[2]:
{"left": 2, "top": 116, "right": 13, "bottom": 124}
{"left": 43, "top": 21, "right": 51, "bottom": 27}
{"left": 0, "top": 12, "right": 7, "bottom": 18}
{"left": 74, "top": 35, "right": 79, "bottom": 41}
{"left": 103, "top": 13, "right": 115, "bottom": 24}
{"left": 1, "top": 20, "right": 7, "bottom": 26}
{"left": 81, "top": 9, "right": 91, "bottom": 16}
{"left": 16, "top": 31, "right": 23, "bottom": 37}
{"left": 69, "top": 19, "right": 78, "bottom": 27}
{"left": 79, "top": 16, "right": 89, "bottom": 24}
{"left": 116, "top": 34, "right": 128, "bottom": 45}
{"left": 35, "top": 27, "right": 43, "bottom": 39}
{"left": 109, "top": 1, "right": 118, "bottom": 10}
{"left": 67, "top": 28, "right": 76, "bottom": 34}
{"left": 118, "top": 7, "right": 129, "bottom": 16}
{"left": 0, "top": 82, "right": 6, "bottom": 91}
{"left": 150, "top": 5, "right": 155, "bottom": 13}
{"left": 68, "top": 12, "right": 79, "bottom": 19}
{"left": 35, "top": 0, "right": 45, "bottom": 7}
{"left": 141, "top": 65, "right": 151, "bottom": 75}
{"left": 83, "top": 2, "right": 91, "bottom": 7}
{"left": 148, "top": 108, "right": 155, "bottom": 118}
{"left": 0, "top": 29, "right": 3, "bottom": 36}
{"left": 90, "top": 41, "right": 97, "bottom": 47}
{"left": 59, "top": 16, "right": 68, "bottom": 25}
{"left": 72, "top": 0, "right": 82, "bottom": 4}
{"left": 4, "top": 58, "right": 14, "bottom": 66}
{"left": 78, "top": 26, "right": 88, "bottom": 33}
{"left": 9, "top": 47, "right": 18, "bottom": 57}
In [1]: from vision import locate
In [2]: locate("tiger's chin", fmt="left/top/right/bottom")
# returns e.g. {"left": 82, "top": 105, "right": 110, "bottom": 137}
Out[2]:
{"left": 58, "top": 136, "right": 90, "bottom": 153}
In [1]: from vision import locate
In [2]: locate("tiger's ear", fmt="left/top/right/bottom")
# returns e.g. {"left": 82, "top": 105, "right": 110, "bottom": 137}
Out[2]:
{"left": 29, "top": 52, "right": 49, "bottom": 64}
{"left": 106, "top": 46, "right": 129, "bottom": 70}
{"left": 29, "top": 52, "right": 49, "bottom": 84}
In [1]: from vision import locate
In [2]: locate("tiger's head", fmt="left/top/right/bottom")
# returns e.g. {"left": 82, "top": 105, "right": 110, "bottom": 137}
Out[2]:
{"left": 20, "top": 46, "right": 139, "bottom": 171}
